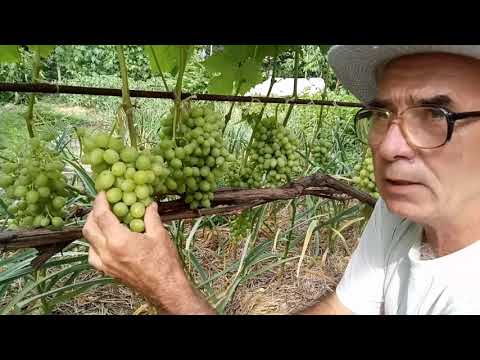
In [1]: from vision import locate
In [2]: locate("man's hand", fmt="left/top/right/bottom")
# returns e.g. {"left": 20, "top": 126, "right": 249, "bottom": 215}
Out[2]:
{"left": 82, "top": 192, "right": 215, "bottom": 315}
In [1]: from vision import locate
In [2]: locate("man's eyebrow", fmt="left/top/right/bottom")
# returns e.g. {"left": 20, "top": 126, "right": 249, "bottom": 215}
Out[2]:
{"left": 415, "top": 95, "right": 453, "bottom": 108}
{"left": 365, "top": 95, "right": 454, "bottom": 109}
{"left": 366, "top": 98, "right": 394, "bottom": 109}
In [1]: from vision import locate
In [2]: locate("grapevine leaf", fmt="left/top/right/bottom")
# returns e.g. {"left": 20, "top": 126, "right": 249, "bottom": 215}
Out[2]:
{"left": 202, "top": 52, "right": 234, "bottom": 74}
{"left": 319, "top": 45, "right": 332, "bottom": 55}
{"left": 144, "top": 45, "right": 194, "bottom": 76}
{"left": 208, "top": 73, "right": 235, "bottom": 95}
{"left": 0, "top": 45, "right": 20, "bottom": 63}
{"left": 254, "top": 45, "right": 277, "bottom": 58}
{"left": 236, "top": 58, "right": 264, "bottom": 95}
{"left": 255, "top": 45, "right": 292, "bottom": 59}
{"left": 224, "top": 45, "right": 252, "bottom": 64}
{"left": 144, "top": 45, "right": 178, "bottom": 75}
{"left": 27, "top": 45, "right": 56, "bottom": 58}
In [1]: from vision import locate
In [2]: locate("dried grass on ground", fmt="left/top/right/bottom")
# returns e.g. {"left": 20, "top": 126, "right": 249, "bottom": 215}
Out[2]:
{"left": 50, "top": 213, "right": 360, "bottom": 315}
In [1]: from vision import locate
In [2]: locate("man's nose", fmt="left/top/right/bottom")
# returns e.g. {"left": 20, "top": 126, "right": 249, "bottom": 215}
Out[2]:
{"left": 375, "top": 122, "right": 415, "bottom": 161}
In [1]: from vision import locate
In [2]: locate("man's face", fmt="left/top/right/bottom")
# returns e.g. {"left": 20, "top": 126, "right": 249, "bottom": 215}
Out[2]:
{"left": 372, "top": 53, "right": 480, "bottom": 224}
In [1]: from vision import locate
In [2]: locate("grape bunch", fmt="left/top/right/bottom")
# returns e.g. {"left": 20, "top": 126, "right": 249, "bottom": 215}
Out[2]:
{"left": 154, "top": 104, "right": 234, "bottom": 209}
{"left": 80, "top": 130, "right": 169, "bottom": 232}
{"left": 311, "top": 139, "right": 330, "bottom": 168}
{"left": 0, "top": 138, "right": 68, "bottom": 230}
{"left": 352, "top": 148, "right": 379, "bottom": 198}
{"left": 233, "top": 114, "right": 301, "bottom": 188}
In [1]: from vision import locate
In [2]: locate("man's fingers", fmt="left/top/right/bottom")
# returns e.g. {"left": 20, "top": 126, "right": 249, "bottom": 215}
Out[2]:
{"left": 92, "top": 192, "right": 110, "bottom": 216}
{"left": 144, "top": 202, "right": 167, "bottom": 236}
{"left": 92, "top": 192, "right": 129, "bottom": 239}
{"left": 82, "top": 212, "right": 106, "bottom": 252}
{"left": 88, "top": 246, "right": 104, "bottom": 272}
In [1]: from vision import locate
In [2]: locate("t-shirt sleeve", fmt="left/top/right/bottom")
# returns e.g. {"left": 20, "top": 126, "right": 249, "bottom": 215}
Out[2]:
{"left": 335, "top": 199, "right": 391, "bottom": 315}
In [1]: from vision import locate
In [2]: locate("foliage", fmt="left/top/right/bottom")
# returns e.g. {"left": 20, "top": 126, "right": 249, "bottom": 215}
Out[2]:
{"left": 0, "top": 44, "right": 373, "bottom": 315}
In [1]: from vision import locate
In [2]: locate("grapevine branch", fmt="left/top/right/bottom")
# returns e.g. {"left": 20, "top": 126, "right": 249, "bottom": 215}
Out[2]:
{"left": 24, "top": 49, "right": 42, "bottom": 138}
{"left": 0, "top": 173, "right": 375, "bottom": 262}
{"left": 282, "top": 48, "right": 300, "bottom": 126}
{"left": 116, "top": 45, "right": 137, "bottom": 148}
{"left": 0, "top": 82, "right": 363, "bottom": 108}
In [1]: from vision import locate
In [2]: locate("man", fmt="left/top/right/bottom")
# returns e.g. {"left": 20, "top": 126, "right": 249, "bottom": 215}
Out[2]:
{"left": 83, "top": 45, "right": 480, "bottom": 315}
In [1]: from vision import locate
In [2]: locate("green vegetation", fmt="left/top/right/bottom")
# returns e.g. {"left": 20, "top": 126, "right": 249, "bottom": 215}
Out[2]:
{"left": 0, "top": 45, "right": 374, "bottom": 315}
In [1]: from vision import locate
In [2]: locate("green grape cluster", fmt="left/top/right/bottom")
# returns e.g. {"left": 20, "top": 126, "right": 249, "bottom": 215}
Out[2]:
{"left": 80, "top": 130, "right": 169, "bottom": 232}
{"left": 233, "top": 114, "right": 301, "bottom": 188}
{"left": 352, "top": 149, "right": 380, "bottom": 199}
{"left": 154, "top": 104, "right": 234, "bottom": 210}
{"left": 311, "top": 139, "right": 330, "bottom": 167}
{"left": 0, "top": 138, "right": 68, "bottom": 230}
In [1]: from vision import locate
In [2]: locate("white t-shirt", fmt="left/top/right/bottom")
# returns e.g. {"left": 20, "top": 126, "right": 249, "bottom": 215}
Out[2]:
{"left": 336, "top": 198, "right": 480, "bottom": 315}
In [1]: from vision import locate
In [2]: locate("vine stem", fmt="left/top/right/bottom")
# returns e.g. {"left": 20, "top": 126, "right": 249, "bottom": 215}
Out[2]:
{"left": 148, "top": 45, "right": 170, "bottom": 92}
{"left": 172, "top": 46, "right": 188, "bottom": 144}
{"left": 223, "top": 45, "right": 259, "bottom": 131}
{"left": 310, "top": 52, "right": 332, "bottom": 148}
{"left": 223, "top": 81, "right": 242, "bottom": 132}
{"left": 25, "top": 49, "right": 42, "bottom": 138}
{"left": 282, "top": 48, "right": 300, "bottom": 126}
{"left": 116, "top": 45, "right": 137, "bottom": 149}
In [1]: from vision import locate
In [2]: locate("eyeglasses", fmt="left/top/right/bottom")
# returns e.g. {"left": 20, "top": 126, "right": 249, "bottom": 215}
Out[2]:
{"left": 354, "top": 106, "right": 480, "bottom": 149}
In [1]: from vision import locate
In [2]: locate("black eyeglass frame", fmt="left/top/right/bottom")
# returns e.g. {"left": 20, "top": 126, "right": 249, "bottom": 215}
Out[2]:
{"left": 353, "top": 106, "right": 480, "bottom": 149}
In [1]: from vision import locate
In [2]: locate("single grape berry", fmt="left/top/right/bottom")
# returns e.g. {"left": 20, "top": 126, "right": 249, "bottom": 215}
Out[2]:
{"left": 52, "top": 196, "right": 66, "bottom": 209}
{"left": 103, "top": 149, "right": 120, "bottom": 164}
{"left": 130, "top": 219, "right": 145, "bottom": 233}
{"left": 106, "top": 188, "right": 123, "bottom": 204}
{"left": 130, "top": 202, "right": 146, "bottom": 219}
{"left": 120, "top": 147, "right": 139, "bottom": 163}
{"left": 113, "top": 202, "right": 129, "bottom": 218}
{"left": 51, "top": 217, "right": 64, "bottom": 229}
{"left": 112, "top": 161, "right": 127, "bottom": 177}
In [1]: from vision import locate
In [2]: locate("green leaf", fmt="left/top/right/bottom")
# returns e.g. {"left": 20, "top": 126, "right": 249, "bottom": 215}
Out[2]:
{"left": 144, "top": 45, "right": 194, "bottom": 76}
{"left": 64, "top": 158, "right": 96, "bottom": 198}
{"left": 319, "top": 45, "right": 332, "bottom": 55}
{"left": 0, "top": 249, "right": 37, "bottom": 268}
{"left": 224, "top": 45, "right": 253, "bottom": 64}
{"left": 208, "top": 73, "right": 235, "bottom": 95}
{"left": 0, "top": 197, "right": 11, "bottom": 216}
{"left": 27, "top": 45, "right": 56, "bottom": 58}
{"left": 144, "top": 45, "right": 177, "bottom": 75}
{"left": 202, "top": 52, "right": 234, "bottom": 74}
{"left": 255, "top": 45, "right": 292, "bottom": 59}
{"left": 0, "top": 45, "right": 20, "bottom": 63}
{"left": 236, "top": 58, "right": 264, "bottom": 95}
{"left": 16, "top": 278, "right": 113, "bottom": 311}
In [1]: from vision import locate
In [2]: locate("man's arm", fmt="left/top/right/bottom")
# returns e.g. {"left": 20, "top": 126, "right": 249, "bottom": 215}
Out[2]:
{"left": 296, "top": 294, "right": 353, "bottom": 315}
{"left": 83, "top": 192, "right": 216, "bottom": 314}
{"left": 83, "top": 193, "right": 352, "bottom": 315}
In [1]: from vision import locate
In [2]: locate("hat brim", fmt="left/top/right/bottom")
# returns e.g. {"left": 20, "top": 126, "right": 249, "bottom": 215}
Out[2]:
{"left": 327, "top": 45, "right": 480, "bottom": 104}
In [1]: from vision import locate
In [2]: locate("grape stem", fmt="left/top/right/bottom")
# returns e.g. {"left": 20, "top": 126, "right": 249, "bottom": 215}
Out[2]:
{"left": 172, "top": 46, "right": 189, "bottom": 144}
{"left": 115, "top": 45, "right": 137, "bottom": 149}
{"left": 222, "top": 81, "right": 242, "bottom": 133}
{"left": 24, "top": 48, "right": 42, "bottom": 138}
{"left": 282, "top": 47, "right": 300, "bottom": 127}
{"left": 310, "top": 53, "right": 332, "bottom": 149}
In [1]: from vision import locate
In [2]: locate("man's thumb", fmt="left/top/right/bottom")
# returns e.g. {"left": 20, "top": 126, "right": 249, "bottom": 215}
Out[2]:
{"left": 144, "top": 202, "right": 165, "bottom": 234}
